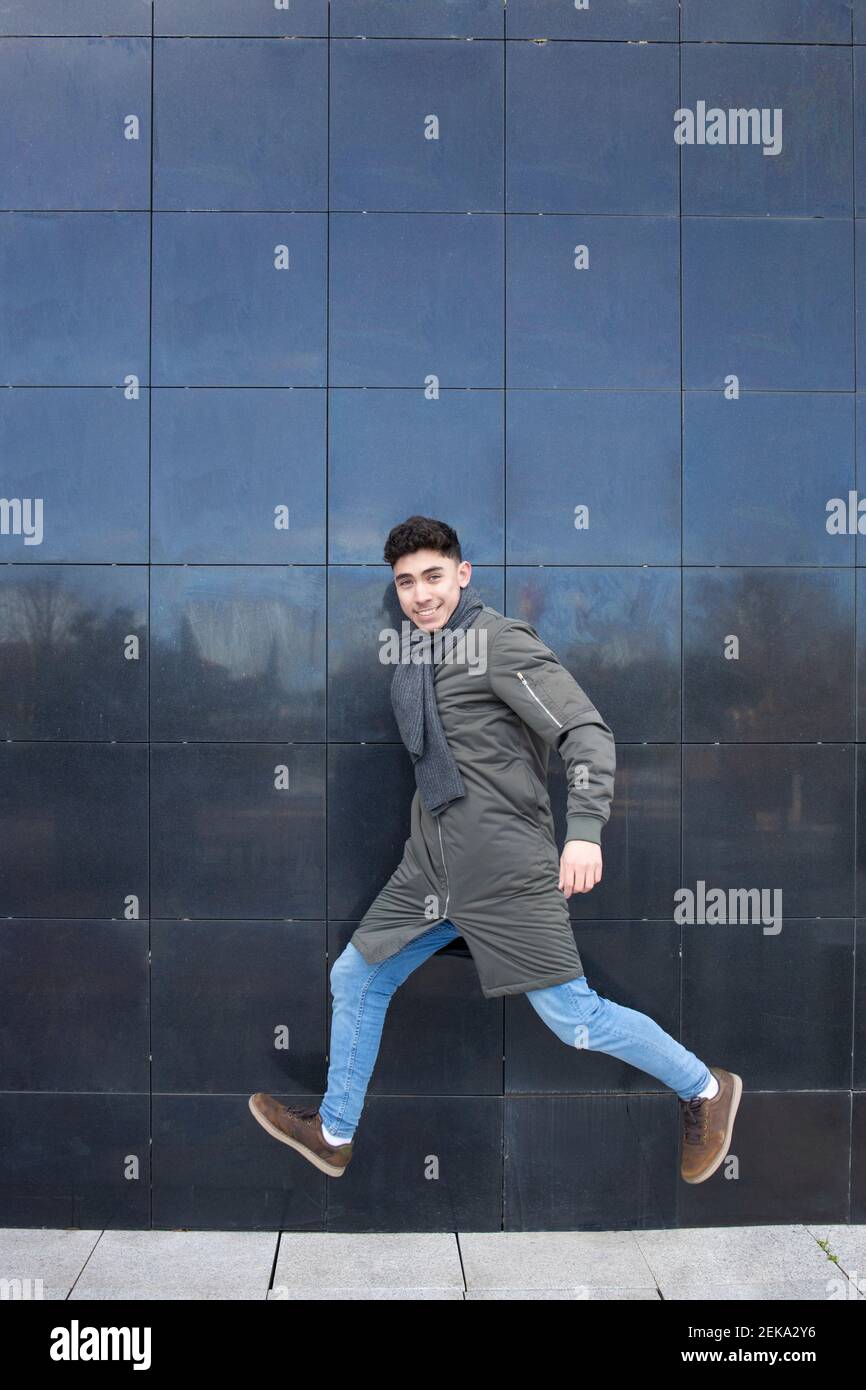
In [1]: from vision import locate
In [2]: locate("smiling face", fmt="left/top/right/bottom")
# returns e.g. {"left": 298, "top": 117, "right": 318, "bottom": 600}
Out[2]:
{"left": 392, "top": 548, "right": 473, "bottom": 631}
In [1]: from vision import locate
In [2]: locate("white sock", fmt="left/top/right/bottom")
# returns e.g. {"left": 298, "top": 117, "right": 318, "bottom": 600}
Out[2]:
{"left": 696, "top": 1072, "right": 719, "bottom": 1100}
{"left": 320, "top": 1120, "right": 349, "bottom": 1147}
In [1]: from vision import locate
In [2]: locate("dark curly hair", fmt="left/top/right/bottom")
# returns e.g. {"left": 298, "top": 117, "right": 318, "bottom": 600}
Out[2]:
{"left": 383, "top": 515, "right": 462, "bottom": 568}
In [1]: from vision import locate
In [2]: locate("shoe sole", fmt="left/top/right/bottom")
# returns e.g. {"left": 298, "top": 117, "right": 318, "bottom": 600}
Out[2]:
{"left": 247, "top": 1095, "right": 350, "bottom": 1177}
{"left": 682, "top": 1071, "right": 743, "bottom": 1184}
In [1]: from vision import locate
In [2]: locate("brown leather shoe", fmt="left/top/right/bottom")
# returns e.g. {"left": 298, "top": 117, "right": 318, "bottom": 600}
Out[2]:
{"left": 679, "top": 1066, "right": 742, "bottom": 1184}
{"left": 248, "top": 1093, "right": 354, "bottom": 1177}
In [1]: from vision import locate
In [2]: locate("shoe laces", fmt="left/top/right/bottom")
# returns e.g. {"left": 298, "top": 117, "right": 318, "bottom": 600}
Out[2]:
{"left": 285, "top": 1104, "right": 319, "bottom": 1125}
{"left": 680, "top": 1095, "right": 709, "bottom": 1145}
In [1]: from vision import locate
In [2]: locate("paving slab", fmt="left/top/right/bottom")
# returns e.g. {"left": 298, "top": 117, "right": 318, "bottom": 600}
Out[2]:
{"left": 634, "top": 1224, "right": 843, "bottom": 1293}
{"left": 0, "top": 1228, "right": 101, "bottom": 1301}
{"left": 271, "top": 1232, "right": 464, "bottom": 1296}
{"left": 67, "top": 1231, "right": 279, "bottom": 1301}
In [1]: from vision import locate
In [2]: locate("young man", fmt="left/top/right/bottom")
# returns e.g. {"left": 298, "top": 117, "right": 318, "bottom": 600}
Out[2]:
{"left": 250, "top": 516, "right": 742, "bottom": 1183}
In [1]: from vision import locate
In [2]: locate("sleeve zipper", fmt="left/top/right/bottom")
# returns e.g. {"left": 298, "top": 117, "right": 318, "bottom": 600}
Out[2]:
{"left": 516, "top": 670, "right": 563, "bottom": 728}
{"left": 436, "top": 815, "right": 451, "bottom": 918}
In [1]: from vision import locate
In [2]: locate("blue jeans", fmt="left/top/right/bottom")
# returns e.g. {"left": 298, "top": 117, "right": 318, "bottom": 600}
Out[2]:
{"left": 319, "top": 919, "right": 712, "bottom": 1141}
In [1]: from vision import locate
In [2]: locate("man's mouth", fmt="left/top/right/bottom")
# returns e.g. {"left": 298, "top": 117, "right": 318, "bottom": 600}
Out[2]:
{"left": 416, "top": 605, "right": 440, "bottom": 619}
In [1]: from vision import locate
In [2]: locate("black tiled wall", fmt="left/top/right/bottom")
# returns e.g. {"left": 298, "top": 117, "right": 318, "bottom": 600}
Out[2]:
{"left": 1, "top": 0, "right": 864, "bottom": 1232}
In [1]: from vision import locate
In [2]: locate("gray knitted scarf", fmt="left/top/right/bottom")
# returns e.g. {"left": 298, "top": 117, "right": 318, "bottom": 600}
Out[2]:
{"left": 390, "top": 582, "right": 486, "bottom": 817}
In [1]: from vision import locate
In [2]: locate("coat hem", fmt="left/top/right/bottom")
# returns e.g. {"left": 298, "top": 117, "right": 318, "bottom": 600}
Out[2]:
{"left": 480, "top": 967, "right": 585, "bottom": 999}
{"left": 349, "top": 917, "right": 455, "bottom": 968}
{"left": 352, "top": 918, "right": 584, "bottom": 1000}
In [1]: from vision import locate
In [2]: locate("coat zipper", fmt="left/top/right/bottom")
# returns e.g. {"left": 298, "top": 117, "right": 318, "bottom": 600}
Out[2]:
{"left": 436, "top": 815, "right": 451, "bottom": 919}
{"left": 516, "top": 671, "right": 563, "bottom": 728}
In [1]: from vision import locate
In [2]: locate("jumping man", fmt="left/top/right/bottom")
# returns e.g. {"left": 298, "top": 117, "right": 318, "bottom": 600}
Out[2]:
{"left": 250, "top": 516, "right": 742, "bottom": 1185}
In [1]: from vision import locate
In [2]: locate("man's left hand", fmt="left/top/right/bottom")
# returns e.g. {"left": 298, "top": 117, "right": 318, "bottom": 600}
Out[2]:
{"left": 559, "top": 839, "right": 602, "bottom": 897}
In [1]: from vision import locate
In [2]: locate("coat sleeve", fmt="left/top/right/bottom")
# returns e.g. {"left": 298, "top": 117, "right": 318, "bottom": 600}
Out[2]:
{"left": 487, "top": 620, "right": 616, "bottom": 846}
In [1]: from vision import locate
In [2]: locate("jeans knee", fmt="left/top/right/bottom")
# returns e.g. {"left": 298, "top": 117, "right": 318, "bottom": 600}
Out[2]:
{"left": 568, "top": 976, "right": 600, "bottom": 1013}
{"left": 567, "top": 978, "right": 606, "bottom": 1043}
{"left": 329, "top": 944, "right": 358, "bottom": 993}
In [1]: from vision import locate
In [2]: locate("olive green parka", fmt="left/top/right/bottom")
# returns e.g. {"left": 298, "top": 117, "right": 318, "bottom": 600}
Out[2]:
{"left": 350, "top": 603, "right": 616, "bottom": 997}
